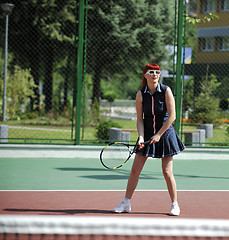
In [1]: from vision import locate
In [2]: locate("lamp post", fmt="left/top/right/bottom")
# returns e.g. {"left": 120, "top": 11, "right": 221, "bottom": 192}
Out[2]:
{"left": 1, "top": 3, "right": 14, "bottom": 121}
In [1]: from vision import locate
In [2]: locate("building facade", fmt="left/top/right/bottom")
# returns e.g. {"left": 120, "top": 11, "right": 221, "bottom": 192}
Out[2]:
{"left": 196, "top": 0, "right": 229, "bottom": 63}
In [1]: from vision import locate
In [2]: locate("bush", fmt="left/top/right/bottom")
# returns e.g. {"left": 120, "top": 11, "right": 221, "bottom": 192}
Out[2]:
{"left": 103, "top": 91, "right": 117, "bottom": 103}
{"left": 95, "top": 119, "right": 121, "bottom": 140}
{"left": 189, "top": 75, "right": 220, "bottom": 124}
{"left": 0, "top": 65, "right": 36, "bottom": 120}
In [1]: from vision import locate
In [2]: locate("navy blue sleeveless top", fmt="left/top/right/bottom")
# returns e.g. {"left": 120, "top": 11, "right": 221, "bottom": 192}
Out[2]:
{"left": 136, "top": 83, "right": 185, "bottom": 158}
{"left": 141, "top": 83, "right": 172, "bottom": 140}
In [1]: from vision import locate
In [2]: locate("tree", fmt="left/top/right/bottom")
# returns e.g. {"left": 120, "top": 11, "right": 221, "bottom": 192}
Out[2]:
{"left": 0, "top": 65, "right": 36, "bottom": 119}
{"left": 0, "top": 0, "right": 76, "bottom": 112}
{"left": 216, "top": 77, "right": 229, "bottom": 111}
{"left": 189, "top": 75, "right": 221, "bottom": 124}
{"left": 86, "top": 0, "right": 175, "bottom": 103}
{"left": 183, "top": 76, "right": 194, "bottom": 112}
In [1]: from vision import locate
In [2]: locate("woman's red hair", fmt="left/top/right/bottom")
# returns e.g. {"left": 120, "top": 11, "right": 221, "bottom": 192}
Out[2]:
{"left": 142, "top": 63, "right": 161, "bottom": 88}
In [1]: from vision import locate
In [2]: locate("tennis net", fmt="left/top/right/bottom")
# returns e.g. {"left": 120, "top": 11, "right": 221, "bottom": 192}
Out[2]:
{"left": 0, "top": 215, "right": 229, "bottom": 240}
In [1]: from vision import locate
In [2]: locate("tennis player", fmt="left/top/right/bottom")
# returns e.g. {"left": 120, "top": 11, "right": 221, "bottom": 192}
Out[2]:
{"left": 113, "top": 63, "right": 185, "bottom": 216}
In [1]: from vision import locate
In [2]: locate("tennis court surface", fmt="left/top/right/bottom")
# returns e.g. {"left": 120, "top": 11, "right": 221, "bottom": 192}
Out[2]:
{"left": 0, "top": 145, "right": 229, "bottom": 239}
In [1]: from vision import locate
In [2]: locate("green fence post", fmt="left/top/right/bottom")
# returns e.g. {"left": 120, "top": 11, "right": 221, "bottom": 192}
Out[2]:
{"left": 75, "top": 0, "right": 85, "bottom": 145}
{"left": 175, "top": 0, "right": 184, "bottom": 135}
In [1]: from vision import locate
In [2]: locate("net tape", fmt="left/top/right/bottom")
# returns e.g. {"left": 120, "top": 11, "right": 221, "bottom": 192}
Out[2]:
{"left": 1, "top": 215, "right": 229, "bottom": 237}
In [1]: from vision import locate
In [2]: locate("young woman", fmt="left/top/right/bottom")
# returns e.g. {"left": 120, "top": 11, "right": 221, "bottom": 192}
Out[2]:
{"left": 113, "top": 63, "right": 185, "bottom": 216}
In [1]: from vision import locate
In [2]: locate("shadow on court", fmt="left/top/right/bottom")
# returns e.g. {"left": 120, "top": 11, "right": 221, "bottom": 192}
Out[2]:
{"left": 56, "top": 167, "right": 229, "bottom": 181}
{"left": 4, "top": 208, "right": 113, "bottom": 215}
{"left": 175, "top": 174, "right": 229, "bottom": 180}
{"left": 56, "top": 167, "right": 162, "bottom": 180}
{"left": 56, "top": 167, "right": 108, "bottom": 172}
{"left": 4, "top": 208, "right": 169, "bottom": 216}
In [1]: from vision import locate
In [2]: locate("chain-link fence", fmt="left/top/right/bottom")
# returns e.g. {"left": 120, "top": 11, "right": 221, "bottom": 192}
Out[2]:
{"left": 182, "top": 0, "right": 229, "bottom": 147}
{"left": 0, "top": 0, "right": 77, "bottom": 144}
{"left": 80, "top": 0, "right": 229, "bottom": 147}
{"left": 0, "top": 0, "right": 228, "bottom": 146}
{"left": 81, "top": 0, "right": 177, "bottom": 144}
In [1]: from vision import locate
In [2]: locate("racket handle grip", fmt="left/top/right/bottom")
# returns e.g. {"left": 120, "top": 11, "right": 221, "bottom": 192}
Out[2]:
{"left": 143, "top": 140, "right": 151, "bottom": 144}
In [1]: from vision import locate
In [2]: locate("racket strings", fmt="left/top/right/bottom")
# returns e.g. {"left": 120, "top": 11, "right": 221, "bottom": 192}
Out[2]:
{"left": 101, "top": 143, "right": 131, "bottom": 169}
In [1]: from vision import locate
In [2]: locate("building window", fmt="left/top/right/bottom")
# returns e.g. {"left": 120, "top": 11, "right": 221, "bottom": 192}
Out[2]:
{"left": 217, "top": 37, "right": 229, "bottom": 51}
{"left": 201, "top": 0, "right": 215, "bottom": 13}
{"left": 219, "top": 0, "right": 229, "bottom": 11}
{"left": 200, "top": 37, "right": 214, "bottom": 52}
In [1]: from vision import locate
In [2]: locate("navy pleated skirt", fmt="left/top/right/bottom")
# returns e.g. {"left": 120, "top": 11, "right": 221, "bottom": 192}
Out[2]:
{"left": 136, "top": 126, "right": 185, "bottom": 158}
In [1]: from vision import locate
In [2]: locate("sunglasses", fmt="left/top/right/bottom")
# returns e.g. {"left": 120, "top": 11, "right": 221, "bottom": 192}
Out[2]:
{"left": 145, "top": 70, "right": 161, "bottom": 75}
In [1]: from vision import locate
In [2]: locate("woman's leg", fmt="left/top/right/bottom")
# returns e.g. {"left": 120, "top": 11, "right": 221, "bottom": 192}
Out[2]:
{"left": 161, "top": 156, "right": 177, "bottom": 202}
{"left": 125, "top": 154, "right": 147, "bottom": 199}
{"left": 113, "top": 153, "right": 147, "bottom": 213}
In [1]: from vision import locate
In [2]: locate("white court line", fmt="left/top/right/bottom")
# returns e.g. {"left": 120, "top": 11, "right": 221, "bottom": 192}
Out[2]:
{"left": 0, "top": 190, "right": 229, "bottom": 192}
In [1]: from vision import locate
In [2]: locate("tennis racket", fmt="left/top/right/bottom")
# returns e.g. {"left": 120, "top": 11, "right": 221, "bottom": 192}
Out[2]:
{"left": 100, "top": 140, "right": 151, "bottom": 170}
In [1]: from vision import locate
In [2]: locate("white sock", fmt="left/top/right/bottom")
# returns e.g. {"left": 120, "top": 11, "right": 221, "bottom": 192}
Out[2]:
{"left": 172, "top": 202, "right": 178, "bottom": 206}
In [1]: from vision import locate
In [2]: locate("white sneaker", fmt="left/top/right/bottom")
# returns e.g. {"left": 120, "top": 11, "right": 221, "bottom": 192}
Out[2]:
{"left": 169, "top": 203, "right": 180, "bottom": 216}
{"left": 113, "top": 200, "right": 131, "bottom": 213}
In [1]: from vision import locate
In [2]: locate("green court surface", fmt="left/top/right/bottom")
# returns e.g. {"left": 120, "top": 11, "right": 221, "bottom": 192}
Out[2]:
{"left": 0, "top": 148, "right": 229, "bottom": 190}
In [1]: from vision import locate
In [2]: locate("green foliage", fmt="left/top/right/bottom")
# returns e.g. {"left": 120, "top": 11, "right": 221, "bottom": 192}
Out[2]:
{"left": 88, "top": 0, "right": 175, "bottom": 101}
{"left": 103, "top": 91, "right": 117, "bottom": 103}
{"left": 0, "top": 65, "right": 36, "bottom": 119}
{"left": 101, "top": 73, "right": 141, "bottom": 100}
{"left": 189, "top": 75, "right": 221, "bottom": 124}
{"left": 183, "top": 76, "right": 194, "bottom": 112}
{"left": 186, "top": 13, "right": 219, "bottom": 24}
{"left": 0, "top": 0, "right": 76, "bottom": 112}
{"left": 185, "top": 22, "right": 197, "bottom": 62}
{"left": 83, "top": 98, "right": 101, "bottom": 127}
{"left": 95, "top": 119, "right": 121, "bottom": 141}
{"left": 81, "top": 74, "right": 102, "bottom": 128}
{"left": 216, "top": 77, "right": 229, "bottom": 108}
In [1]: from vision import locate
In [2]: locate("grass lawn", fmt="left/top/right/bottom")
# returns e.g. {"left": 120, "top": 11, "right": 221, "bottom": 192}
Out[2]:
{"left": 0, "top": 120, "right": 74, "bottom": 144}
{"left": 0, "top": 119, "right": 228, "bottom": 146}
{"left": 82, "top": 119, "right": 228, "bottom": 146}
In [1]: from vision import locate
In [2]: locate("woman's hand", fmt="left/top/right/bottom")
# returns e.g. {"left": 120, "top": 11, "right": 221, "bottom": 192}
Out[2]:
{"left": 150, "top": 134, "right": 161, "bottom": 144}
{"left": 138, "top": 136, "right": 145, "bottom": 149}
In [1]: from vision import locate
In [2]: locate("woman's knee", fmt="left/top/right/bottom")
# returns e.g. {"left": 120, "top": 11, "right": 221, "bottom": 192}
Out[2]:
{"left": 162, "top": 156, "right": 174, "bottom": 179}
{"left": 162, "top": 167, "right": 173, "bottom": 179}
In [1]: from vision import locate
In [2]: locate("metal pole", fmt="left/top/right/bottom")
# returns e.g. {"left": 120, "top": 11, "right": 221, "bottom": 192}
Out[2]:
{"left": 174, "top": 0, "right": 184, "bottom": 135}
{"left": 180, "top": 0, "right": 187, "bottom": 139}
{"left": 1, "top": 3, "right": 14, "bottom": 121}
{"left": 81, "top": 0, "right": 88, "bottom": 142}
{"left": 2, "top": 14, "right": 9, "bottom": 121}
{"left": 75, "top": 0, "right": 85, "bottom": 144}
